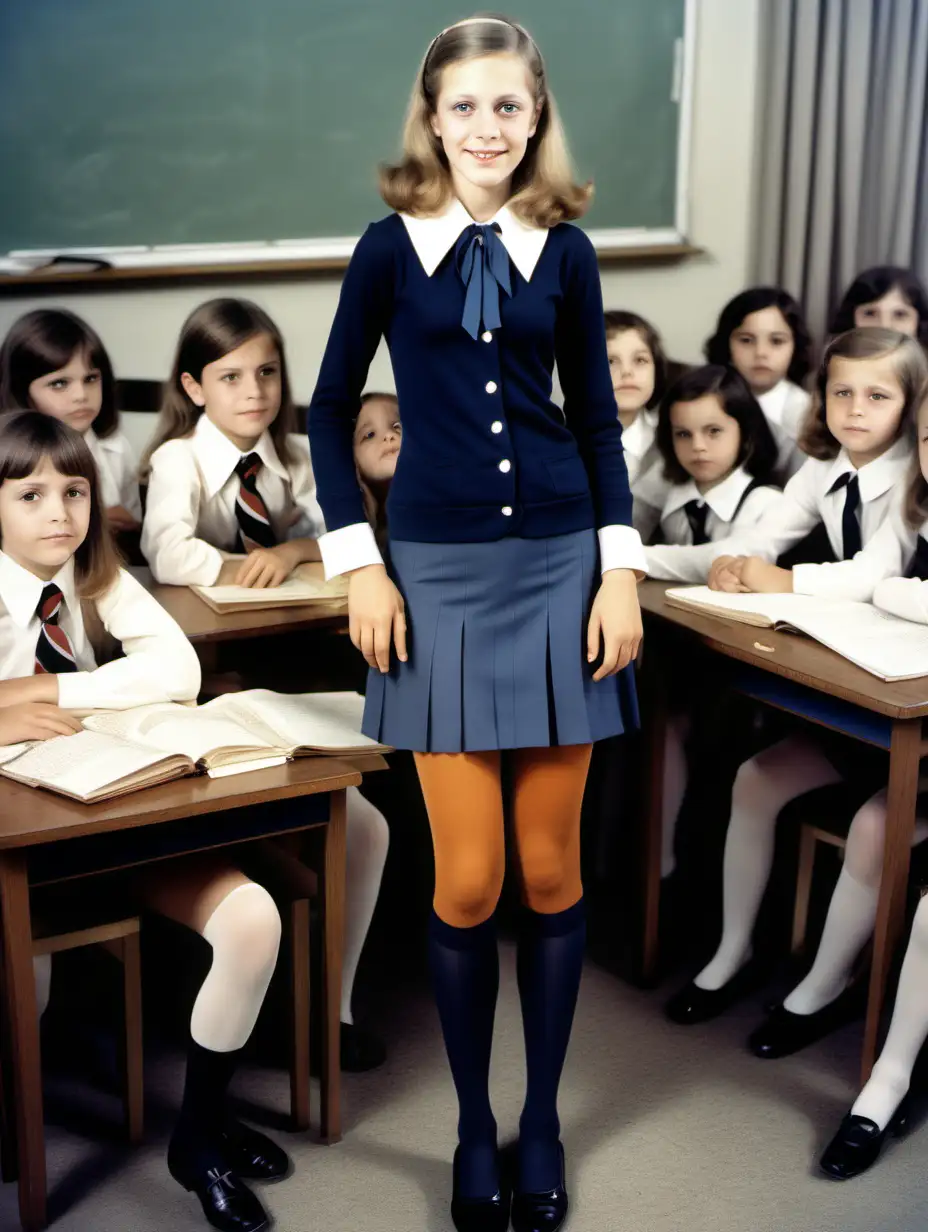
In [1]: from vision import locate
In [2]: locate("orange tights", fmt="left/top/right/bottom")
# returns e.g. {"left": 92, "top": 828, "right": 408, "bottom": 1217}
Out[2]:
{"left": 413, "top": 745, "right": 593, "bottom": 928}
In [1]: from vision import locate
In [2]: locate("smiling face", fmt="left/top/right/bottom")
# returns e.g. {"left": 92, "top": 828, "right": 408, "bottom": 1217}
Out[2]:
{"left": 353, "top": 397, "right": 402, "bottom": 485}
{"left": 728, "top": 306, "right": 795, "bottom": 395}
{"left": 429, "top": 52, "right": 540, "bottom": 217}
{"left": 670, "top": 394, "right": 742, "bottom": 491}
{"left": 180, "top": 331, "right": 282, "bottom": 451}
{"left": 0, "top": 455, "right": 91, "bottom": 580}
{"left": 27, "top": 348, "right": 102, "bottom": 435}
{"left": 824, "top": 353, "right": 907, "bottom": 467}
{"left": 853, "top": 285, "right": 921, "bottom": 336}
{"left": 606, "top": 329, "right": 656, "bottom": 423}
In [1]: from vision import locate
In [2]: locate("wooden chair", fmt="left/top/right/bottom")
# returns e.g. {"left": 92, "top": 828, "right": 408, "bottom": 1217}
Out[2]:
{"left": 792, "top": 820, "right": 848, "bottom": 955}
{"left": 0, "top": 908, "right": 143, "bottom": 1186}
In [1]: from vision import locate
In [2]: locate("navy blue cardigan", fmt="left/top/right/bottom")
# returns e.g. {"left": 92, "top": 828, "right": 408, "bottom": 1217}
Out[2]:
{"left": 308, "top": 212, "right": 631, "bottom": 543}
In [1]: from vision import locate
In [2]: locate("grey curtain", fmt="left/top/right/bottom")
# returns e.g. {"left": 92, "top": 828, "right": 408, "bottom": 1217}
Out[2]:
{"left": 754, "top": 0, "right": 928, "bottom": 340}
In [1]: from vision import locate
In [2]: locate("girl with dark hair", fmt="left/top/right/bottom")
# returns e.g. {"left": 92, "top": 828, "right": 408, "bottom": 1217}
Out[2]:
{"left": 704, "top": 286, "right": 813, "bottom": 477}
{"left": 603, "top": 310, "right": 668, "bottom": 486}
{"left": 830, "top": 265, "right": 928, "bottom": 345}
{"left": 0, "top": 308, "right": 141, "bottom": 531}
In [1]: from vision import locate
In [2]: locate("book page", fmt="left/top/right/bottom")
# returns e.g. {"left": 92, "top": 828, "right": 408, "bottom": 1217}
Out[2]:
{"left": 194, "top": 573, "right": 348, "bottom": 606}
{"left": 85, "top": 704, "right": 276, "bottom": 761}
{"left": 664, "top": 587, "right": 833, "bottom": 624}
{"left": 2, "top": 729, "right": 177, "bottom": 797}
{"left": 207, "top": 690, "right": 381, "bottom": 752}
{"left": 788, "top": 602, "right": 928, "bottom": 681}
{"left": 0, "top": 741, "right": 31, "bottom": 766}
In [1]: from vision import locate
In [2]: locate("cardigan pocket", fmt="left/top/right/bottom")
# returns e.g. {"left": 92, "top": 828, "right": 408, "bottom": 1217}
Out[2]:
{"left": 544, "top": 455, "right": 591, "bottom": 500}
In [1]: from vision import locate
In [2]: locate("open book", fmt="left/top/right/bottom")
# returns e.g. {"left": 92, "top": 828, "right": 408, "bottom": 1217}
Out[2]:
{"left": 0, "top": 690, "right": 388, "bottom": 803}
{"left": 192, "top": 563, "right": 348, "bottom": 613}
{"left": 664, "top": 587, "right": 928, "bottom": 682}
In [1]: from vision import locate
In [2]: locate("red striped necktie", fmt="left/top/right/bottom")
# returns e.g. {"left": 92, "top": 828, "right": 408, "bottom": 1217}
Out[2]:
{"left": 34, "top": 583, "right": 77, "bottom": 675}
{"left": 234, "top": 452, "right": 277, "bottom": 552}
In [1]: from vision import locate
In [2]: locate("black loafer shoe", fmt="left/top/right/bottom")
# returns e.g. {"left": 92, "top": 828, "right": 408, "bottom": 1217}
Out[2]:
{"left": 665, "top": 964, "right": 762, "bottom": 1026}
{"left": 450, "top": 1146, "right": 511, "bottom": 1232}
{"left": 511, "top": 1142, "right": 568, "bottom": 1232}
{"left": 749, "top": 994, "right": 862, "bottom": 1060}
{"left": 820, "top": 1102, "right": 909, "bottom": 1181}
{"left": 340, "top": 1022, "right": 387, "bottom": 1073}
{"left": 167, "top": 1147, "right": 270, "bottom": 1232}
{"left": 222, "top": 1122, "right": 291, "bottom": 1183}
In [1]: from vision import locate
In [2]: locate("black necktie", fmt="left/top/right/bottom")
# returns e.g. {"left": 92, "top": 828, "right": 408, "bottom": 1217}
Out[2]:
{"left": 234, "top": 453, "right": 277, "bottom": 552}
{"left": 683, "top": 499, "right": 710, "bottom": 545}
{"left": 828, "top": 472, "right": 862, "bottom": 559}
{"left": 907, "top": 535, "right": 928, "bottom": 580}
{"left": 34, "top": 584, "right": 78, "bottom": 675}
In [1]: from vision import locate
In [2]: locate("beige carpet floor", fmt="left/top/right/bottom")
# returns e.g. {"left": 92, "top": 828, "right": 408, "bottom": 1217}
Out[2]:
{"left": 3, "top": 943, "right": 927, "bottom": 1232}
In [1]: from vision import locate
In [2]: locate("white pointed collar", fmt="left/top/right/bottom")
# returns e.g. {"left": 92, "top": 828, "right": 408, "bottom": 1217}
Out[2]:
{"left": 0, "top": 552, "right": 78, "bottom": 630}
{"left": 824, "top": 435, "right": 912, "bottom": 504}
{"left": 401, "top": 198, "right": 548, "bottom": 282}
{"left": 191, "top": 413, "right": 290, "bottom": 500}
{"left": 662, "top": 465, "right": 757, "bottom": 524}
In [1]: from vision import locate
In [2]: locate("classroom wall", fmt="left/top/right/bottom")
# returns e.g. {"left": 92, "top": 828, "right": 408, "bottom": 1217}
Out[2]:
{"left": 0, "top": 0, "right": 762, "bottom": 460}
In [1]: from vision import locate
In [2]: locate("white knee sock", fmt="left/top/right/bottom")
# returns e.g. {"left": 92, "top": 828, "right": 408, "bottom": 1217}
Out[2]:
{"left": 695, "top": 738, "right": 841, "bottom": 991}
{"left": 33, "top": 954, "right": 52, "bottom": 1018}
{"left": 661, "top": 715, "right": 689, "bottom": 879}
{"left": 852, "top": 895, "right": 928, "bottom": 1130}
{"left": 190, "top": 882, "right": 282, "bottom": 1053}
{"left": 341, "top": 786, "right": 390, "bottom": 1025}
{"left": 783, "top": 867, "right": 878, "bottom": 1015}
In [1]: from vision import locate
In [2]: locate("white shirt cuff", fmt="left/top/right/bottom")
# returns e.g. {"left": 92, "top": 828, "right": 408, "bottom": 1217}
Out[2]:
{"left": 318, "top": 522, "right": 384, "bottom": 579}
{"left": 598, "top": 524, "right": 647, "bottom": 577}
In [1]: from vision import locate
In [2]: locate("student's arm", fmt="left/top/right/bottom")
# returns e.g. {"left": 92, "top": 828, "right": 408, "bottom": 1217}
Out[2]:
{"left": 141, "top": 443, "right": 227, "bottom": 585}
{"left": 644, "top": 487, "right": 783, "bottom": 583}
{"left": 308, "top": 223, "right": 395, "bottom": 579}
{"left": 722, "top": 464, "right": 823, "bottom": 562}
{"left": 231, "top": 538, "right": 323, "bottom": 588}
{"left": 555, "top": 230, "right": 645, "bottom": 576}
{"left": 873, "top": 577, "right": 928, "bottom": 625}
{"left": 56, "top": 570, "right": 201, "bottom": 710}
{"left": 0, "top": 702, "right": 83, "bottom": 741}
{"left": 790, "top": 504, "right": 912, "bottom": 600}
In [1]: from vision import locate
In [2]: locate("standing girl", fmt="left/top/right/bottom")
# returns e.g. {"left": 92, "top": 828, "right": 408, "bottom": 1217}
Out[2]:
{"left": 830, "top": 266, "right": 928, "bottom": 343}
{"left": 309, "top": 18, "right": 643, "bottom": 1232}
{"left": 142, "top": 298, "right": 391, "bottom": 1071}
{"left": 666, "top": 328, "right": 927, "bottom": 1030}
{"left": 0, "top": 411, "right": 287, "bottom": 1232}
{"left": 704, "top": 287, "right": 813, "bottom": 479}
{"left": 0, "top": 308, "right": 142, "bottom": 531}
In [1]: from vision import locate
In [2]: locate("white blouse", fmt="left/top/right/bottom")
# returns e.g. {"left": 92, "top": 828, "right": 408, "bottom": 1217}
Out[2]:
{"left": 0, "top": 552, "right": 200, "bottom": 710}
{"left": 85, "top": 427, "right": 142, "bottom": 521}
{"left": 142, "top": 414, "right": 326, "bottom": 585}
{"left": 644, "top": 466, "right": 783, "bottom": 582}
{"left": 757, "top": 380, "right": 811, "bottom": 479}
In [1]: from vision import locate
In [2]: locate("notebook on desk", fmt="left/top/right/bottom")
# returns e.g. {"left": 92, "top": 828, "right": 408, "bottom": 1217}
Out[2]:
{"left": 664, "top": 586, "right": 928, "bottom": 682}
{"left": 0, "top": 690, "right": 388, "bottom": 803}
{"left": 191, "top": 563, "right": 348, "bottom": 613}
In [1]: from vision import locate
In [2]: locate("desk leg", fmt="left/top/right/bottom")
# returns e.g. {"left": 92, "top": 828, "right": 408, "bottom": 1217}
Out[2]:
{"left": 862, "top": 718, "right": 922, "bottom": 1083}
{"left": 0, "top": 851, "right": 45, "bottom": 1230}
{"left": 320, "top": 789, "right": 346, "bottom": 1144}
{"left": 640, "top": 628, "right": 669, "bottom": 984}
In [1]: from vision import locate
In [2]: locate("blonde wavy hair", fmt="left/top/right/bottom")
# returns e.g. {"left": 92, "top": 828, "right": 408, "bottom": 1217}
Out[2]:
{"left": 380, "top": 14, "right": 591, "bottom": 228}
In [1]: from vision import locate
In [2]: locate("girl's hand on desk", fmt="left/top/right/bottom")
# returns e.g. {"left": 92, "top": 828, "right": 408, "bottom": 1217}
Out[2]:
{"left": 234, "top": 543, "right": 301, "bottom": 589}
{"left": 0, "top": 676, "right": 59, "bottom": 708}
{"left": 588, "top": 569, "right": 642, "bottom": 681}
{"left": 709, "top": 556, "right": 750, "bottom": 592}
{"left": 739, "top": 557, "right": 793, "bottom": 594}
{"left": 0, "top": 703, "right": 82, "bottom": 743}
{"left": 349, "top": 564, "right": 407, "bottom": 674}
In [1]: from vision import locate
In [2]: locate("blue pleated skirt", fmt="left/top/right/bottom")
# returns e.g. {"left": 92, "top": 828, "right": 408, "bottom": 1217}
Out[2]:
{"left": 362, "top": 530, "right": 639, "bottom": 753}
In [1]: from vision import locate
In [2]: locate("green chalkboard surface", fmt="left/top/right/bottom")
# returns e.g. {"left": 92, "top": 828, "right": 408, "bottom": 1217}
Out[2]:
{"left": 0, "top": 0, "right": 689, "bottom": 253}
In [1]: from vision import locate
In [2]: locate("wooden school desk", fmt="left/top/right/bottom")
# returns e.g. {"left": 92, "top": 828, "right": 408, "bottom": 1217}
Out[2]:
{"left": 636, "top": 581, "right": 928, "bottom": 1083}
{"left": 0, "top": 756, "right": 364, "bottom": 1232}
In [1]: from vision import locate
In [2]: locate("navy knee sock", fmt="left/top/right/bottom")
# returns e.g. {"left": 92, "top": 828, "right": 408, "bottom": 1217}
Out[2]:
{"left": 428, "top": 910, "right": 500, "bottom": 1199}
{"left": 516, "top": 897, "right": 586, "bottom": 1192}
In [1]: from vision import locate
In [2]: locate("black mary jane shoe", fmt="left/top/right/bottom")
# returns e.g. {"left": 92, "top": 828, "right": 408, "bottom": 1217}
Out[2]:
{"left": 819, "top": 1100, "right": 910, "bottom": 1181}
{"left": 450, "top": 1146, "right": 511, "bottom": 1232}
{"left": 167, "top": 1145, "right": 271, "bottom": 1232}
{"left": 222, "top": 1121, "right": 291, "bottom": 1183}
{"left": 340, "top": 1022, "right": 387, "bottom": 1073}
{"left": 511, "top": 1142, "right": 568, "bottom": 1232}
{"left": 748, "top": 992, "right": 862, "bottom": 1060}
{"left": 665, "top": 963, "right": 762, "bottom": 1026}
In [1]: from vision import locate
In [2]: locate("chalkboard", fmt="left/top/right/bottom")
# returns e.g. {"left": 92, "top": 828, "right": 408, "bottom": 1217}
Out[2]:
{"left": 0, "top": 0, "right": 692, "bottom": 256}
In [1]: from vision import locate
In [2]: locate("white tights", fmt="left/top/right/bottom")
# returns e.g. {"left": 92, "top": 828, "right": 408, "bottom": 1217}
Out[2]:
{"left": 852, "top": 892, "right": 928, "bottom": 1129}
{"left": 695, "top": 736, "right": 842, "bottom": 990}
{"left": 783, "top": 789, "right": 928, "bottom": 1016}
{"left": 661, "top": 714, "right": 690, "bottom": 879}
{"left": 342, "top": 786, "right": 390, "bottom": 1025}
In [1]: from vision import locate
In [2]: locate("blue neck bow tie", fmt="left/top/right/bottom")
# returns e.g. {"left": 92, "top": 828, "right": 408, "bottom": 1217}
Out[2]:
{"left": 455, "top": 223, "right": 512, "bottom": 339}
